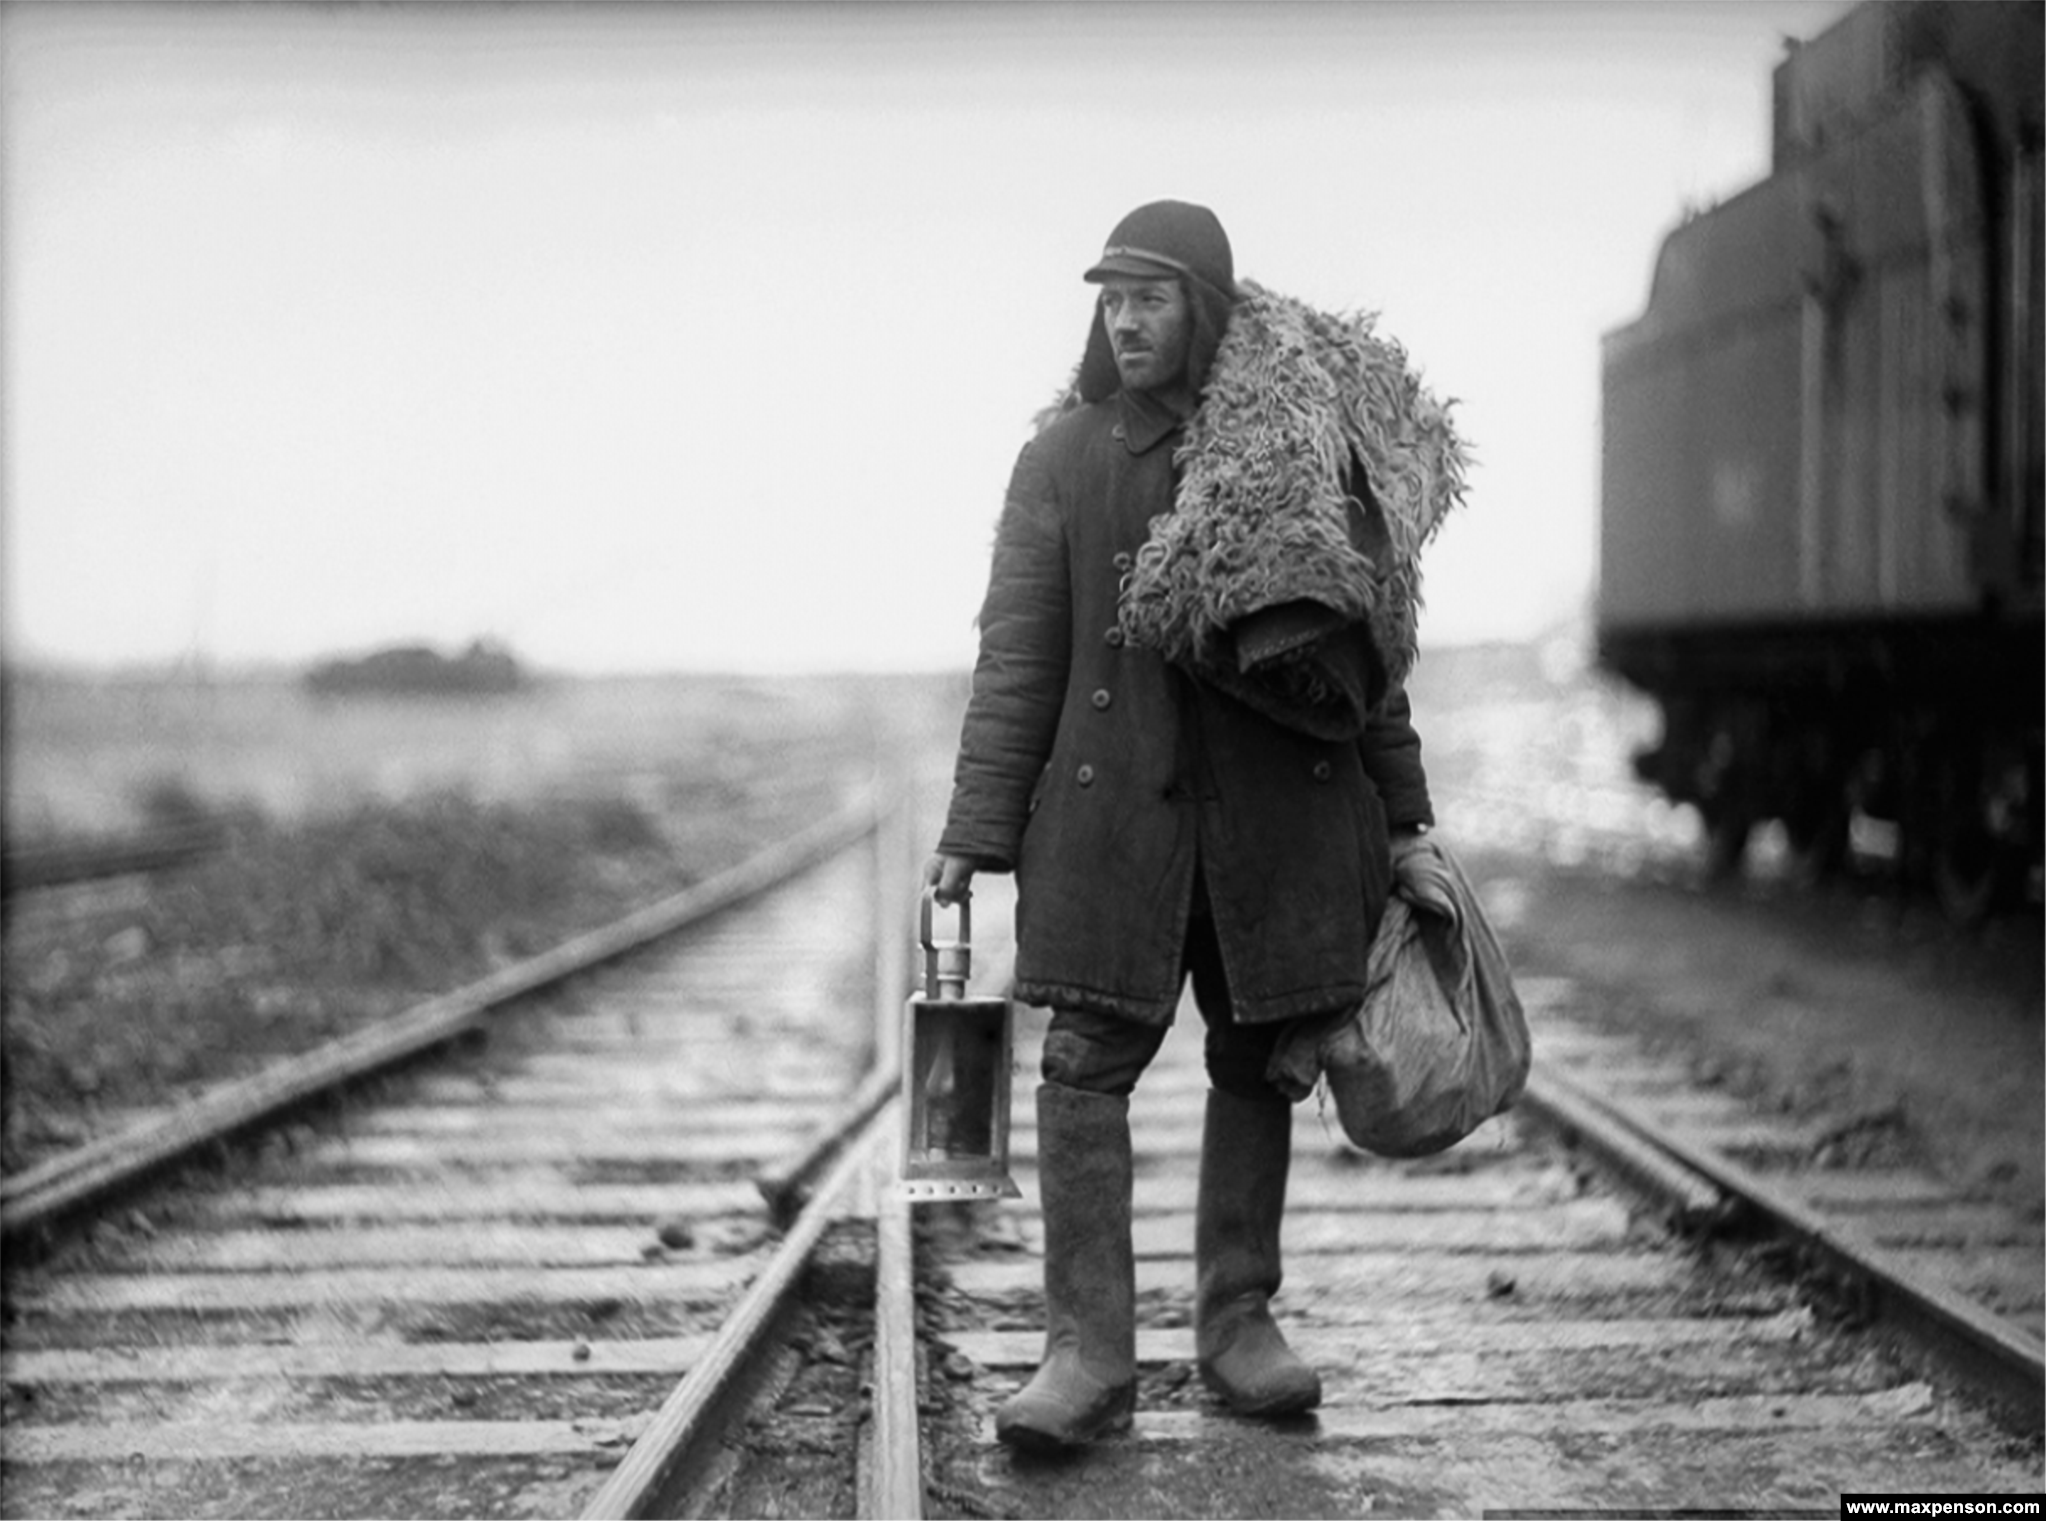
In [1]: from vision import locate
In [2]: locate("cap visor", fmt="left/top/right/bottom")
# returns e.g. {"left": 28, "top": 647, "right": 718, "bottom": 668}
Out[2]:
{"left": 1084, "top": 253, "right": 1183, "bottom": 283}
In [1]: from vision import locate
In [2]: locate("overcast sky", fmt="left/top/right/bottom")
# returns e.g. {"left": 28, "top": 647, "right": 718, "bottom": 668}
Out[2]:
{"left": 2, "top": 0, "right": 1852, "bottom": 675}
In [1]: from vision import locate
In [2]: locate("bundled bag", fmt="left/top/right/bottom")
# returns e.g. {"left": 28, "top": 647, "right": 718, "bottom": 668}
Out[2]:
{"left": 1268, "top": 840, "right": 1530, "bottom": 1157}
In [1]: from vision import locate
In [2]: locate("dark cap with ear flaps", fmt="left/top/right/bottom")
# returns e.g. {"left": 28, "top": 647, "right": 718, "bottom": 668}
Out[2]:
{"left": 1083, "top": 200, "right": 1236, "bottom": 299}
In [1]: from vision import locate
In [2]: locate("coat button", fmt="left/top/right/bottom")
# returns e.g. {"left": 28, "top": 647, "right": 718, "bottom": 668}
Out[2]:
{"left": 1312, "top": 760, "right": 1333, "bottom": 781}
{"left": 1091, "top": 688, "right": 1112, "bottom": 710}
{"left": 1104, "top": 626, "right": 1125, "bottom": 647}
{"left": 1112, "top": 552, "right": 1133, "bottom": 572}
{"left": 1076, "top": 764, "right": 1096, "bottom": 786}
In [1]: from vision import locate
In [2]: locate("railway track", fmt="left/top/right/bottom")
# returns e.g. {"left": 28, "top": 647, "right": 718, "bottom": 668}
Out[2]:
{"left": 0, "top": 798, "right": 919, "bottom": 1520}
{"left": 3, "top": 795, "right": 2040, "bottom": 1518}
{"left": 903, "top": 895, "right": 2041, "bottom": 1519}
{"left": 1527, "top": 985, "right": 2044, "bottom": 1385}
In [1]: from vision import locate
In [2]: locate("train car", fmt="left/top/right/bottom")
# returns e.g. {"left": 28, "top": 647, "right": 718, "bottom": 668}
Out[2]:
{"left": 1598, "top": 0, "right": 2043, "bottom": 916}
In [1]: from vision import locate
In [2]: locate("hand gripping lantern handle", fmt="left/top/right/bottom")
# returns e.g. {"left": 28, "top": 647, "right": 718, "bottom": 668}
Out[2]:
{"left": 900, "top": 887, "right": 1019, "bottom": 1202}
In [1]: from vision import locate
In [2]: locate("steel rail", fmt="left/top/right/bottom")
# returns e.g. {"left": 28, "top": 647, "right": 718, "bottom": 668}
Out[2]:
{"left": 1528, "top": 1060, "right": 2045, "bottom": 1435}
{"left": 860, "top": 790, "right": 937, "bottom": 1521}
{"left": 1, "top": 793, "right": 890, "bottom": 1243}
{"left": 2, "top": 820, "right": 228, "bottom": 896}
{"left": 756, "top": 1063, "right": 899, "bottom": 1228}
{"left": 1520, "top": 1067, "right": 1732, "bottom": 1230}
{"left": 864, "top": 1124, "right": 925, "bottom": 1521}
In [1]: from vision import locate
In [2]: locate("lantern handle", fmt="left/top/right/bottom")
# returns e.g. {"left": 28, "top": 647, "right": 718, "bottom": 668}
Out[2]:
{"left": 919, "top": 886, "right": 972, "bottom": 1001}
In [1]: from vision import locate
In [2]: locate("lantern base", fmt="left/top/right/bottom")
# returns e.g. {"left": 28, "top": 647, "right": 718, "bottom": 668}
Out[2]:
{"left": 899, "top": 1165, "right": 1023, "bottom": 1204}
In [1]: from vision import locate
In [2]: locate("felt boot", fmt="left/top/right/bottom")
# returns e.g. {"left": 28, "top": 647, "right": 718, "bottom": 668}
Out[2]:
{"left": 995, "top": 1083, "right": 1139, "bottom": 1449}
{"left": 1195, "top": 1087, "right": 1323, "bottom": 1416}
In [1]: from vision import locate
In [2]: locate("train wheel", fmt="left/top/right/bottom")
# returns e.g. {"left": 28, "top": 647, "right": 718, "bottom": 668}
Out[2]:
{"left": 1786, "top": 807, "right": 1852, "bottom": 886}
{"left": 1701, "top": 798, "right": 1754, "bottom": 881}
{"left": 1933, "top": 829, "right": 2000, "bottom": 926}
{"left": 1928, "top": 745, "right": 2005, "bottom": 926}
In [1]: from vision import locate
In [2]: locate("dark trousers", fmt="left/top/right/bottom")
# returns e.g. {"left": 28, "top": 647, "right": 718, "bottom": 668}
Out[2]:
{"left": 1040, "top": 877, "right": 1288, "bottom": 1103}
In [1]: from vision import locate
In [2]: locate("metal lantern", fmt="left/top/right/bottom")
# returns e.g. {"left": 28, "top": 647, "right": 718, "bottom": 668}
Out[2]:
{"left": 899, "top": 888, "right": 1019, "bottom": 1202}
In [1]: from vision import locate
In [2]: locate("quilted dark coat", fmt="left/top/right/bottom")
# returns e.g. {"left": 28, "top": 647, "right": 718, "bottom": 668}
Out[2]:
{"left": 936, "top": 386, "right": 1434, "bottom": 1026}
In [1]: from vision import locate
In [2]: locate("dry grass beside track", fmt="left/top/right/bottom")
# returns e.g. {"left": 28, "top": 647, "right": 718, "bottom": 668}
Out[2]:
{"left": 3, "top": 790, "right": 715, "bottom": 1175}
{"left": 1, "top": 668, "right": 970, "bottom": 1179}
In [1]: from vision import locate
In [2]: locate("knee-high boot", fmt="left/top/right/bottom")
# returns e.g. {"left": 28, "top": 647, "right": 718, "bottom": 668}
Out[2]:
{"left": 995, "top": 1082, "right": 1138, "bottom": 1449}
{"left": 1195, "top": 1087, "right": 1322, "bottom": 1415}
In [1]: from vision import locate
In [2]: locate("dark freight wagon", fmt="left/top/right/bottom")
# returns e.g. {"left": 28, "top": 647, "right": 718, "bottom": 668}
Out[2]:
{"left": 1598, "top": 0, "right": 2043, "bottom": 916}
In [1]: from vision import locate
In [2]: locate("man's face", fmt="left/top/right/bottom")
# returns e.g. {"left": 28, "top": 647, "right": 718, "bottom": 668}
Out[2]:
{"left": 1098, "top": 276, "right": 1191, "bottom": 395}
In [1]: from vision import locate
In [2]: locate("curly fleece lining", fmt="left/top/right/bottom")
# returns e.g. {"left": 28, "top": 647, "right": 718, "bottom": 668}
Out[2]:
{"left": 1112, "top": 279, "right": 1469, "bottom": 690}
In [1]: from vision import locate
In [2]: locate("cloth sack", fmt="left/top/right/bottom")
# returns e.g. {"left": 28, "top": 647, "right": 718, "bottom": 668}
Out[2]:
{"left": 1267, "top": 841, "right": 1531, "bottom": 1157}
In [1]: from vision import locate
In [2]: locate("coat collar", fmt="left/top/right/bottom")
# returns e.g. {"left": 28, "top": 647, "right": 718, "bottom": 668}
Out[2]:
{"left": 1113, "top": 385, "right": 1190, "bottom": 455}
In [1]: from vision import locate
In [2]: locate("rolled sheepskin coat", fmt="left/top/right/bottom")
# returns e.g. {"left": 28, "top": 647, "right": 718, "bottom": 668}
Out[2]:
{"left": 936, "top": 356, "right": 1445, "bottom": 1026}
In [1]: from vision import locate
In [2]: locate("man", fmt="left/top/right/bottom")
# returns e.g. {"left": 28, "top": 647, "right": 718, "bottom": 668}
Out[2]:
{"left": 926, "top": 199, "right": 1462, "bottom": 1450}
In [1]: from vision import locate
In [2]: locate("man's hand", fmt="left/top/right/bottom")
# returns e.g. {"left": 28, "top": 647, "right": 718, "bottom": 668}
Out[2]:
{"left": 1390, "top": 830, "right": 1459, "bottom": 927}
{"left": 923, "top": 853, "right": 977, "bottom": 907}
